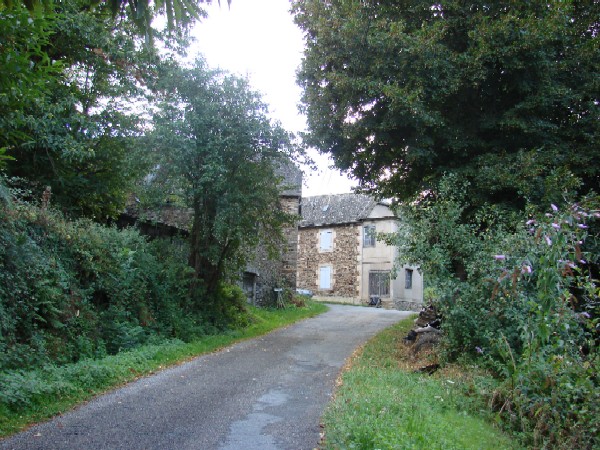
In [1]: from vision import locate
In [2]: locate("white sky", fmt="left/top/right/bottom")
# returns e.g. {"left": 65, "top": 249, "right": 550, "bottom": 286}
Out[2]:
{"left": 189, "top": 0, "right": 357, "bottom": 197}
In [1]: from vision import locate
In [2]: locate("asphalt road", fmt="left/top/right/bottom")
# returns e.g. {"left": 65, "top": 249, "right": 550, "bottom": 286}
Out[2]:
{"left": 1, "top": 305, "right": 411, "bottom": 450}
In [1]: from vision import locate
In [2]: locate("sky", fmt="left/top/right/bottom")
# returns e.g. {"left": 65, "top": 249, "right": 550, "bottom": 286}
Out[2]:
{"left": 189, "top": 0, "right": 357, "bottom": 197}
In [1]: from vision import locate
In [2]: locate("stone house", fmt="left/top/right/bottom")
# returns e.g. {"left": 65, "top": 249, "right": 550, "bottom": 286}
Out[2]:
{"left": 297, "top": 193, "right": 423, "bottom": 310}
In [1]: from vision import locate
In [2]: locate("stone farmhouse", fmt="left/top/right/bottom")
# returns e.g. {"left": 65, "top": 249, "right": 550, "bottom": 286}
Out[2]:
{"left": 297, "top": 194, "right": 423, "bottom": 310}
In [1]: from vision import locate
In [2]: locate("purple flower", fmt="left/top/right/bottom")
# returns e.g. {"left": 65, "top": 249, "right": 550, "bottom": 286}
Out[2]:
{"left": 494, "top": 255, "right": 506, "bottom": 260}
{"left": 476, "top": 346, "right": 484, "bottom": 354}
{"left": 545, "top": 235, "right": 552, "bottom": 246}
{"left": 577, "top": 224, "right": 588, "bottom": 229}
{"left": 526, "top": 219, "right": 535, "bottom": 225}
{"left": 552, "top": 223, "right": 560, "bottom": 230}
{"left": 521, "top": 265, "right": 532, "bottom": 274}
{"left": 581, "top": 312, "right": 591, "bottom": 319}
{"left": 551, "top": 203, "right": 559, "bottom": 212}
{"left": 580, "top": 259, "right": 587, "bottom": 264}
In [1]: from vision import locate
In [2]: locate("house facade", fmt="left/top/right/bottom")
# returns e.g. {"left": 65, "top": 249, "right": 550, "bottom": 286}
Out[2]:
{"left": 297, "top": 194, "right": 423, "bottom": 310}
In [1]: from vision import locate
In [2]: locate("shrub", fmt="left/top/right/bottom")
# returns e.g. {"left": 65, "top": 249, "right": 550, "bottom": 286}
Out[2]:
{"left": 0, "top": 180, "right": 198, "bottom": 370}
{"left": 395, "top": 175, "right": 599, "bottom": 448}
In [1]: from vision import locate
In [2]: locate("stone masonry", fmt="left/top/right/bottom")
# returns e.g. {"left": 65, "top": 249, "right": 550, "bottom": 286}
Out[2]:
{"left": 297, "top": 224, "right": 360, "bottom": 298}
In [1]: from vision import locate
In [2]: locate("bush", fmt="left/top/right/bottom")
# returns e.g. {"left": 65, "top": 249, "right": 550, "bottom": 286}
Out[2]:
{"left": 0, "top": 181, "right": 197, "bottom": 371}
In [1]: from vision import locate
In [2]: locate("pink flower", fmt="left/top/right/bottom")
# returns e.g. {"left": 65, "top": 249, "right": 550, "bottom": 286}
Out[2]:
{"left": 494, "top": 255, "right": 506, "bottom": 260}
{"left": 526, "top": 219, "right": 535, "bottom": 225}
{"left": 552, "top": 223, "right": 560, "bottom": 230}
{"left": 521, "top": 265, "right": 532, "bottom": 274}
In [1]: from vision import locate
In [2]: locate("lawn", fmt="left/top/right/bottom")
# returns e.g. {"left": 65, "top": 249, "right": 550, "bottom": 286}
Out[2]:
{"left": 321, "top": 316, "right": 519, "bottom": 450}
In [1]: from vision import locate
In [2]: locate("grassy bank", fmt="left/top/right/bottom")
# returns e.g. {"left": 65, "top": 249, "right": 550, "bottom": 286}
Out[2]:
{"left": 0, "top": 302, "right": 327, "bottom": 438}
{"left": 321, "top": 316, "right": 519, "bottom": 450}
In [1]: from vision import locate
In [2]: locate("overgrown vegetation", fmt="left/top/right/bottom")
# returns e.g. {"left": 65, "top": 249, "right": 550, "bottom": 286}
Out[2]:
{"left": 395, "top": 182, "right": 599, "bottom": 448}
{"left": 322, "top": 317, "right": 517, "bottom": 449}
{"left": 295, "top": 1, "right": 599, "bottom": 447}
{"left": 0, "top": 301, "right": 327, "bottom": 437}
{"left": 1, "top": 0, "right": 301, "bottom": 390}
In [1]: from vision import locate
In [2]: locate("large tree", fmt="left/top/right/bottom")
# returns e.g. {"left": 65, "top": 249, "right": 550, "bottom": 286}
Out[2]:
{"left": 1, "top": 0, "right": 168, "bottom": 218}
{"left": 294, "top": 1, "right": 599, "bottom": 210}
{"left": 148, "top": 59, "right": 295, "bottom": 303}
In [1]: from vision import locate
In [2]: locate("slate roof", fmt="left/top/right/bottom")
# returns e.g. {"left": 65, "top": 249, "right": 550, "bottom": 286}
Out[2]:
{"left": 300, "top": 193, "right": 379, "bottom": 227}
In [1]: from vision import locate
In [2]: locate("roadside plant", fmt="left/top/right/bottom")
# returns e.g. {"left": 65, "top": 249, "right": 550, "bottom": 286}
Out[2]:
{"left": 394, "top": 175, "right": 598, "bottom": 447}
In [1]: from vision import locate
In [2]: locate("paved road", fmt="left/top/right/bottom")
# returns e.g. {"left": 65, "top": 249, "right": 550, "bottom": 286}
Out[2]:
{"left": 1, "top": 305, "right": 411, "bottom": 450}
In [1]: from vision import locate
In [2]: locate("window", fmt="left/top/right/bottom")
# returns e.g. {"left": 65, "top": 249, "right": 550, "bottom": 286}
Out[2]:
{"left": 319, "top": 265, "right": 332, "bottom": 290}
{"left": 363, "top": 225, "right": 376, "bottom": 247}
{"left": 319, "top": 230, "right": 333, "bottom": 251}
{"left": 369, "top": 271, "right": 390, "bottom": 297}
{"left": 405, "top": 269, "right": 413, "bottom": 289}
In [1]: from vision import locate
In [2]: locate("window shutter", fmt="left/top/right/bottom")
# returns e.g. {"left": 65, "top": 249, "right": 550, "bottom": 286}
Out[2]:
{"left": 320, "top": 230, "right": 333, "bottom": 250}
{"left": 319, "top": 266, "right": 332, "bottom": 289}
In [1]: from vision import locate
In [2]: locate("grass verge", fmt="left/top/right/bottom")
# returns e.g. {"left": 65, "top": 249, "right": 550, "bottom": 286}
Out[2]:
{"left": 0, "top": 301, "right": 328, "bottom": 438}
{"left": 321, "top": 316, "right": 520, "bottom": 450}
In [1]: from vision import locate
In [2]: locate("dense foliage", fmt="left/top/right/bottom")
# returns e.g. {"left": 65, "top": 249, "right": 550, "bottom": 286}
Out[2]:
{"left": 0, "top": 181, "right": 203, "bottom": 371}
{"left": 295, "top": 1, "right": 599, "bottom": 447}
{"left": 0, "top": 0, "right": 300, "bottom": 386}
{"left": 294, "top": 0, "right": 599, "bottom": 211}
{"left": 1, "top": 1, "right": 159, "bottom": 218}
{"left": 394, "top": 180, "right": 599, "bottom": 448}
{"left": 146, "top": 59, "right": 296, "bottom": 309}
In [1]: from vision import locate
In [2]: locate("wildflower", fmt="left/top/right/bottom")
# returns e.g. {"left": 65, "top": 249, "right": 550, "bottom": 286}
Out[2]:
{"left": 577, "top": 224, "right": 588, "bottom": 229}
{"left": 551, "top": 203, "right": 558, "bottom": 212}
{"left": 552, "top": 223, "right": 560, "bottom": 230}
{"left": 521, "top": 265, "right": 532, "bottom": 274}
{"left": 476, "top": 346, "right": 484, "bottom": 354}
{"left": 580, "top": 259, "right": 587, "bottom": 264}
{"left": 581, "top": 312, "right": 591, "bottom": 319}
{"left": 545, "top": 235, "right": 552, "bottom": 246}
{"left": 494, "top": 255, "right": 506, "bottom": 260}
{"left": 526, "top": 219, "right": 535, "bottom": 225}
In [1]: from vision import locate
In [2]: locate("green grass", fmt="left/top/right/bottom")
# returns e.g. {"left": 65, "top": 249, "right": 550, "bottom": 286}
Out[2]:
{"left": 0, "top": 302, "right": 328, "bottom": 438}
{"left": 322, "top": 317, "right": 520, "bottom": 450}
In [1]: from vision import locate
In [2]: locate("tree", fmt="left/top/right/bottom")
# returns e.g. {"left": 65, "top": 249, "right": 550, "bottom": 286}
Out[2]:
{"left": 293, "top": 1, "right": 600, "bottom": 211}
{"left": 1, "top": 0, "right": 166, "bottom": 218}
{"left": 147, "top": 59, "right": 295, "bottom": 305}
{"left": 2, "top": 0, "right": 229, "bottom": 40}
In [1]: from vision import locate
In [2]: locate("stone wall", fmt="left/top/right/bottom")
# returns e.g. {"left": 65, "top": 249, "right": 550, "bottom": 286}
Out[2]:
{"left": 244, "top": 195, "right": 300, "bottom": 306}
{"left": 297, "top": 224, "right": 360, "bottom": 298}
{"left": 280, "top": 196, "right": 299, "bottom": 289}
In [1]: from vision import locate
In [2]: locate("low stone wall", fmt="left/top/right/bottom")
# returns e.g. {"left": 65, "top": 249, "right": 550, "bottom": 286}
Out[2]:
{"left": 312, "top": 295, "right": 364, "bottom": 306}
{"left": 393, "top": 299, "right": 423, "bottom": 312}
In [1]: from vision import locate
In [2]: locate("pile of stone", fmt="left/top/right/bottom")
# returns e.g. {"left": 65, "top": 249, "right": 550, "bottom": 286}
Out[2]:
{"left": 404, "top": 304, "right": 442, "bottom": 359}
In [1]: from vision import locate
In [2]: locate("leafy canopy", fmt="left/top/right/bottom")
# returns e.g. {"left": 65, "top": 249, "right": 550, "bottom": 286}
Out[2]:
{"left": 294, "top": 1, "right": 600, "bottom": 210}
{"left": 147, "top": 59, "right": 296, "bottom": 300}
